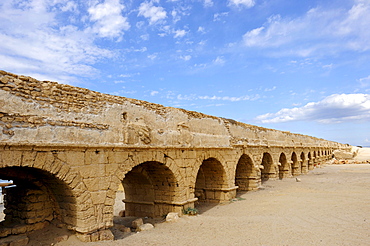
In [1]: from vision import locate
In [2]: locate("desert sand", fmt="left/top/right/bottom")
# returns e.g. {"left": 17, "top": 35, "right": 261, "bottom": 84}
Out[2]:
{"left": 354, "top": 147, "right": 370, "bottom": 162}
{"left": 51, "top": 149, "right": 370, "bottom": 246}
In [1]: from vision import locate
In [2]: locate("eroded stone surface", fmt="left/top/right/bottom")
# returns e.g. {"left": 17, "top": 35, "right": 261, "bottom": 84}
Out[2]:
{"left": 136, "top": 223, "right": 154, "bottom": 232}
{"left": 166, "top": 212, "right": 179, "bottom": 222}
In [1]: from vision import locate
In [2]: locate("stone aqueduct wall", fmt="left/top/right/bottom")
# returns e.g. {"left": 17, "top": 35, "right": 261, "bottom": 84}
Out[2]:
{"left": 0, "top": 70, "right": 349, "bottom": 242}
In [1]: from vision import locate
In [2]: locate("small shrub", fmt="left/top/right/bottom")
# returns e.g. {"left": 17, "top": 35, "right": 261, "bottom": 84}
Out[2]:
{"left": 183, "top": 207, "right": 198, "bottom": 215}
{"left": 230, "top": 197, "right": 246, "bottom": 203}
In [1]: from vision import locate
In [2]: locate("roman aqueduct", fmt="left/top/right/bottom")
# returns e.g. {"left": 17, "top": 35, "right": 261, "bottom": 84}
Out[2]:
{"left": 0, "top": 70, "right": 349, "bottom": 242}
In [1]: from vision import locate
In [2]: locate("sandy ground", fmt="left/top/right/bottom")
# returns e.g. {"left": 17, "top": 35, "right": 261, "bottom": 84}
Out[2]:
{"left": 354, "top": 147, "right": 370, "bottom": 162}
{"left": 55, "top": 162, "right": 370, "bottom": 246}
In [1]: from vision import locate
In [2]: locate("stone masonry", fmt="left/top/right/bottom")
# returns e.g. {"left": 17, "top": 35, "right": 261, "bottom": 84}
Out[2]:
{"left": 0, "top": 70, "right": 349, "bottom": 242}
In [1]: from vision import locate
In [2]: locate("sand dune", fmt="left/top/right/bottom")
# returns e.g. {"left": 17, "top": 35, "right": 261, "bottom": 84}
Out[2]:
{"left": 354, "top": 147, "right": 370, "bottom": 161}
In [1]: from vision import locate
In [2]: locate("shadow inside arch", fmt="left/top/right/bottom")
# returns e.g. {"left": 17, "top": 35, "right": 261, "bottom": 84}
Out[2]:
{"left": 122, "top": 161, "right": 179, "bottom": 218}
{"left": 0, "top": 166, "right": 77, "bottom": 243}
{"left": 111, "top": 161, "right": 180, "bottom": 240}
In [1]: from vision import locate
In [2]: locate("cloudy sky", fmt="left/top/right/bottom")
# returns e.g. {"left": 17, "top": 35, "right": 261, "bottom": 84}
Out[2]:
{"left": 1, "top": 0, "right": 370, "bottom": 146}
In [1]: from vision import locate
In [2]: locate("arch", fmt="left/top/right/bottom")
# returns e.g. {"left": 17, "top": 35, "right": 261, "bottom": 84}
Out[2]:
{"left": 0, "top": 149, "right": 96, "bottom": 235}
{"left": 300, "top": 152, "right": 306, "bottom": 173}
{"left": 194, "top": 158, "right": 228, "bottom": 203}
{"left": 0, "top": 166, "right": 76, "bottom": 238}
{"left": 261, "top": 152, "right": 274, "bottom": 182}
{"left": 291, "top": 152, "right": 299, "bottom": 176}
{"left": 316, "top": 150, "right": 322, "bottom": 166}
{"left": 307, "top": 152, "right": 313, "bottom": 170}
{"left": 123, "top": 161, "right": 179, "bottom": 218}
{"left": 278, "top": 153, "right": 290, "bottom": 179}
{"left": 235, "top": 154, "right": 257, "bottom": 191}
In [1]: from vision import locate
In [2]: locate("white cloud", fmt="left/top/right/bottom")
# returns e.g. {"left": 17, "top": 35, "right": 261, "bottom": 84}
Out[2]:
{"left": 136, "top": 21, "right": 145, "bottom": 29}
{"left": 214, "top": 12, "right": 228, "bottom": 22}
{"left": 213, "top": 56, "right": 225, "bottom": 65}
{"left": 204, "top": 0, "right": 214, "bottom": 8}
{"left": 112, "top": 89, "right": 137, "bottom": 96}
{"left": 180, "top": 55, "right": 192, "bottom": 61}
{"left": 177, "top": 94, "right": 197, "bottom": 100}
{"left": 198, "top": 26, "right": 206, "bottom": 33}
{"left": 198, "top": 40, "right": 207, "bottom": 46}
{"left": 359, "top": 75, "right": 370, "bottom": 88}
{"left": 140, "top": 34, "right": 150, "bottom": 40}
{"left": 189, "top": 55, "right": 229, "bottom": 73}
{"left": 61, "top": 1, "right": 78, "bottom": 12}
{"left": 242, "top": 2, "right": 370, "bottom": 56}
{"left": 150, "top": 90, "right": 159, "bottom": 96}
{"left": 138, "top": 1, "right": 167, "bottom": 25}
{"left": 0, "top": 1, "right": 113, "bottom": 83}
{"left": 228, "top": 0, "right": 255, "bottom": 8}
{"left": 174, "top": 29, "right": 187, "bottom": 38}
{"left": 125, "top": 47, "right": 147, "bottom": 52}
{"left": 322, "top": 64, "right": 333, "bottom": 69}
{"left": 243, "top": 27, "right": 266, "bottom": 46}
{"left": 170, "top": 4, "right": 191, "bottom": 24}
{"left": 157, "top": 25, "right": 172, "bottom": 37}
{"left": 199, "top": 95, "right": 259, "bottom": 101}
{"left": 171, "top": 10, "right": 180, "bottom": 23}
{"left": 264, "top": 86, "right": 276, "bottom": 92}
{"left": 148, "top": 54, "right": 157, "bottom": 60}
{"left": 176, "top": 93, "right": 260, "bottom": 102}
{"left": 119, "top": 72, "right": 140, "bottom": 78}
{"left": 255, "top": 94, "right": 370, "bottom": 124}
{"left": 119, "top": 74, "right": 132, "bottom": 78}
{"left": 88, "top": 0, "right": 130, "bottom": 38}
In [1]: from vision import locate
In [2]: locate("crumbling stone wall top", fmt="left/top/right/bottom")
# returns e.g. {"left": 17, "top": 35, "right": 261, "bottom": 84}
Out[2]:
{"left": 0, "top": 70, "right": 347, "bottom": 149}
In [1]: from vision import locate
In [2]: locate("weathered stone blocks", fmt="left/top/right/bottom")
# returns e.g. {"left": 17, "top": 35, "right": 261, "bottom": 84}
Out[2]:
{"left": 0, "top": 70, "right": 349, "bottom": 243}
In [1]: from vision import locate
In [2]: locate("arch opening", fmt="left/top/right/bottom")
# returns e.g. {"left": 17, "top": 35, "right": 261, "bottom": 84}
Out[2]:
{"left": 300, "top": 152, "right": 306, "bottom": 173}
{"left": 291, "top": 152, "right": 299, "bottom": 176}
{"left": 278, "top": 153, "right": 289, "bottom": 179}
{"left": 0, "top": 179, "right": 13, "bottom": 223}
{"left": 122, "top": 161, "right": 178, "bottom": 218}
{"left": 313, "top": 151, "right": 317, "bottom": 167}
{"left": 261, "top": 153, "right": 274, "bottom": 182}
{"left": 235, "top": 154, "right": 256, "bottom": 191}
{"left": 195, "top": 158, "right": 228, "bottom": 204}
{"left": 0, "top": 167, "right": 76, "bottom": 238}
{"left": 307, "top": 152, "right": 313, "bottom": 170}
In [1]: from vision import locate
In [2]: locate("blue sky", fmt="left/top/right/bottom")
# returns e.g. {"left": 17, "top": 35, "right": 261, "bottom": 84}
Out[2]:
{"left": 1, "top": 0, "right": 370, "bottom": 146}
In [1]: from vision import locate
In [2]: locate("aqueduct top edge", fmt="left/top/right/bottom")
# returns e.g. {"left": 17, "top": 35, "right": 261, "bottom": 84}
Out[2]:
{"left": 0, "top": 70, "right": 348, "bottom": 150}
